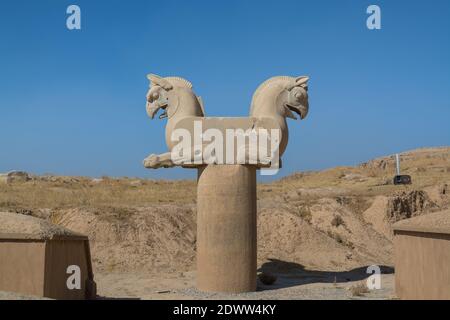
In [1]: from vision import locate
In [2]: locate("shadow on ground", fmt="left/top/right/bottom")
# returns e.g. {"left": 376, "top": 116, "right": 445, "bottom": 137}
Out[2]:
{"left": 257, "top": 259, "right": 394, "bottom": 291}
{"left": 96, "top": 296, "right": 141, "bottom": 300}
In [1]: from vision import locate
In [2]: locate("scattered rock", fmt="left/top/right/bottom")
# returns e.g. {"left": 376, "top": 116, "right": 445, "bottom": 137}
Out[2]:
{"left": 0, "top": 171, "right": 31, "bottom": 184}
{"left": 440, "top": 184, "right": 448, "bottom": 195}
{"left": 331, "top": 214, "right": 345, "bottom": 227}
{"left": 380, "top": 177, "right": 392, "bottom": 185}
{"left": 90, "top": 178, "right": 103, "bottom": 184}
{"left": 156, "top": 290, "right": 171, "bottom": 294}
{"left": 258, "top": 272, "right": 277, "bottom": 285}
{"left": 129, "top": 180, "right": 142, "bottom": 187}
{"left": 349, "top": 282, "right": 369, "bottom": 297}
{"left": 342, "top": 173, "right": 367, "bottom": 182}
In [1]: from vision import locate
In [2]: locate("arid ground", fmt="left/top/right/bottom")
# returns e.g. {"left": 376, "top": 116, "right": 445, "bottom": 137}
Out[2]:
{"left": 1, "top": 147, "right": 449, "bottom": 299}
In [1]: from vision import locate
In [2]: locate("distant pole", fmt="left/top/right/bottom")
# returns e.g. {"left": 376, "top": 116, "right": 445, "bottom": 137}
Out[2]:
{"left": 395, "top": 154, "right": 401, "bottom": 176}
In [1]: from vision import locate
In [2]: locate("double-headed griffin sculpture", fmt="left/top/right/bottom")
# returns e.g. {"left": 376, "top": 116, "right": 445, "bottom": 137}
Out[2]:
{"left": 144, "top": 74, "right": 309, "bottom": 169}
{"left": 143, "top": 74, "right": 309, "bottom": 293}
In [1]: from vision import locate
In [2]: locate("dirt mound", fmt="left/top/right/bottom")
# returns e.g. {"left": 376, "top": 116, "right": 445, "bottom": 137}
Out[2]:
{"left": 386, "top": 190, "right": 437, "bottom": 223}
{"left": 307, "top": 198, "right": 392, "bottom": 266}
{"left": 0, "top": 211, "right": 83, "bottom": 240}
{"left": 258, "top": 208, "right": 362, "bottom": 271}
{"left": 49, "top": 205, "right": 197, "bottom": 273}
{"left": 363, "top": 196, "right": 392, "bottom": 239}
{"left": 423, "top": 184, "right": 449, "bottom": 207}
{"left": 258, "top": 194, "right": 393, "bottom": 270}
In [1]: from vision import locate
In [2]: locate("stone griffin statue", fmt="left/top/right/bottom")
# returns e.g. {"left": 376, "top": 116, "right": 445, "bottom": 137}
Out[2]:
{"left": 143, "top": 74, "right": 309, "bottom": 169}
{"left": 249, "top": 76, "right": 309, "bottom": 158}
{"left": 143, "top": 74, "right": 310, "bottom": 293}
{"left": 144, "top": 74, "right": 205, "bottom": 168}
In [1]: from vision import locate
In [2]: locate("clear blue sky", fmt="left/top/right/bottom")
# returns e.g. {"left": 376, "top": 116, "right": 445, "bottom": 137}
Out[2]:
{"left": 1, "top": 0, "right": 449, "bottom": 180}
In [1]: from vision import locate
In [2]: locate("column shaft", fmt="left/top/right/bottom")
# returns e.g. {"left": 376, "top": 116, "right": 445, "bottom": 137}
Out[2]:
{"left": 196, "top": 165, "right": 257, "bottom": 293}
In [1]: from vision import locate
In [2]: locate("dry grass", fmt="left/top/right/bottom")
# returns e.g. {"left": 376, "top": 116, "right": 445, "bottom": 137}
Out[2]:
{"left": 0, "top": 177, "right": 196, "bottom": 211}
{"left": 0, "top": 147, "right": 448, "bottom": 214}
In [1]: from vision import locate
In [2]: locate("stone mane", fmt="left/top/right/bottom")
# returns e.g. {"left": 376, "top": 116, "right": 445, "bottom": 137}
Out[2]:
{"left": 250, "top": 76, "right": 296, "bottom": 109}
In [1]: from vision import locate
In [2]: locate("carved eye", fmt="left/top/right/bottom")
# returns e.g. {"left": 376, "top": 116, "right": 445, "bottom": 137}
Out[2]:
{"left": 293, "top": 90, "right": 303, "bottom": 101}
{"left": 152, "top": 92, "right": 160, "bottom": 100}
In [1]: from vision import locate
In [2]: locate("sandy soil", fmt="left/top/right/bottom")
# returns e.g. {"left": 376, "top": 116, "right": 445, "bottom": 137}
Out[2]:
{"left": 94, "top": 271, "right": 395, "bottom": 300}
{"left": 0, "top": 271, "right": 395, "bottom": 300}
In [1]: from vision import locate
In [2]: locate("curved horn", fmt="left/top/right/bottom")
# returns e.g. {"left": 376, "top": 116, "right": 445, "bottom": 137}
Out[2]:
{"left": 147, "top": 74, "right": 173, "bottom": 90}
{"left": 286, "top": 76, "right": 309, "bottom": 90}
{"left": 295, "top": 76, "right": 309, "bottom": 87}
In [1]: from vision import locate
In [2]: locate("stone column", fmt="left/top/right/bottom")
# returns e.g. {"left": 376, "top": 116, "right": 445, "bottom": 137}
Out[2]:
{"left": 196, "top": 165, "right": 257, "bottom": 293}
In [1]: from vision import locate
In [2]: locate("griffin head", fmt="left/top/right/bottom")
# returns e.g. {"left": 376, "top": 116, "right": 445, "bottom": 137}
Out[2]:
{"left": 284, "top": 76, "right": 309, "bottom": 120}
{"left": 146, "top": 74, "right": 173, "bottom": 119}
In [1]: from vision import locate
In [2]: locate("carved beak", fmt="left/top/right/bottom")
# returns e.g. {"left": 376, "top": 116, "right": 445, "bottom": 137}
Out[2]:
{"left": 147, "top": 102, "right": 168, "bottom": 119}
{"left": 285, "top": 102, "right": 309, "bottom": 120}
